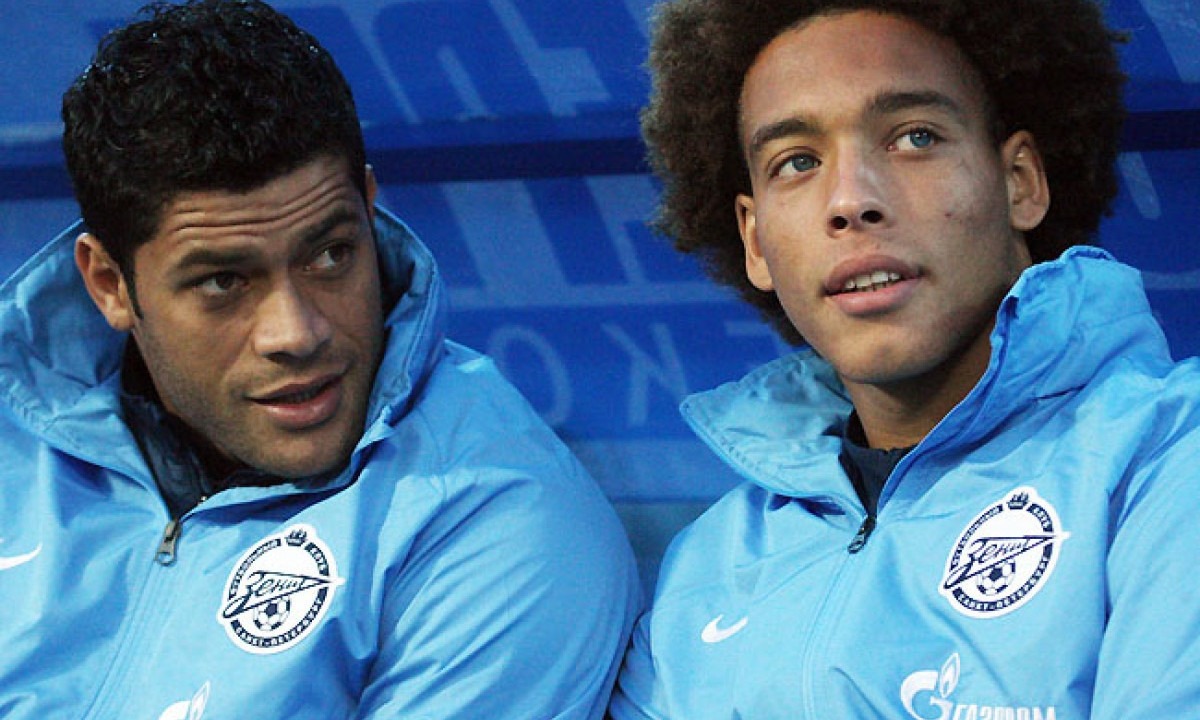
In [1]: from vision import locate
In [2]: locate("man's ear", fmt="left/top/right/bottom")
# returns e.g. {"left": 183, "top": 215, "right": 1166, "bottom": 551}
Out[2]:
{"left": 1002, "top": 131, "right": 1051, "bottom": 232}
{"left": 75, "top": 233, "right": 137, "bottom": 332}
{"left": 737, "top": 193, "right": 774, "bottom": 292}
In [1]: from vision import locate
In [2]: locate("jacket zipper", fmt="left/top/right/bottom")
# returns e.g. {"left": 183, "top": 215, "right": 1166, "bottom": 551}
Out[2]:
{"left": 847, "top": 443, "right": 918, "bottom": 554}
{"left": 847, "top": 515, "right": 876, "bottom": 553}
{"left": 84, "top": 518, "right": 179, "bottom": 718}
{"left": 156, "top": 494, "right": 205, "bottom": 566}
{"left": 800, "top": 517, "right": 868, "bottom": 718}
{"left": 155, "top": 518, "right": 181, "bottom": 566}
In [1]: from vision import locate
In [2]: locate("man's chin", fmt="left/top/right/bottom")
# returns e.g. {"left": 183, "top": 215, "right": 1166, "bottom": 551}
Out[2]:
{"left": 235, "top": 434, "right": 358, "bottom": 482}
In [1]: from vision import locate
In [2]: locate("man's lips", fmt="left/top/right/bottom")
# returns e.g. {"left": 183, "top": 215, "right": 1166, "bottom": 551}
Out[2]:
{"left": 824, "top": 255, "right": 920, "bottom": 315}
{"left": 250, "top": 374, "right": 345, "bottom": 430}
{"left": 253, "top": 375, "right": 340, "bottom": 405}
{"left": 825, "top": 255, "right": 919, "bottom": 296}
{"left": 838, "top": 269, "right": 903, "bottom": 293}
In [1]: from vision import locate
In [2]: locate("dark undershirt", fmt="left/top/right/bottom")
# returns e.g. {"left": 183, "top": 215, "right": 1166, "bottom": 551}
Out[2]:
{"left": 837, "top": 413, "right": 914, "bottom": 518}
{"left": 118, "top": 343, "right": 273, "bottom": 519}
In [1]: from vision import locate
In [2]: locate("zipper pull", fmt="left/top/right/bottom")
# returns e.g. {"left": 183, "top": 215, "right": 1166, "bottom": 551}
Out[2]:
{"left": 156, "top": 519, "right": 181, "bottom": 566}
{"left": 847, "top": 515, "right": 876, "bottom": 554}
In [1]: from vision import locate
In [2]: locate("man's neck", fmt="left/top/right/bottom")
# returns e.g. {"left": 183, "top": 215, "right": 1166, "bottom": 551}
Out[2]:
{"left": 842, "top": 325, "right": 994, "bottom": 450}
{"left": 121, "top": 341, "right": 250, "bottom": 489}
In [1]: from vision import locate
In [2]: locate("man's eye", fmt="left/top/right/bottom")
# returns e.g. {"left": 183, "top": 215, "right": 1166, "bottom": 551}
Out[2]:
{"left": 777, "top": 153, "right": 820, "bottom": 177}
{"left": 197, "top": 272, "right": 242, "bottom": 296}
{"left": 309, "top": 243, "right": 354, "bottom": 271}
{"left": 893, "top": 128, "right": 938, "bottom": 151}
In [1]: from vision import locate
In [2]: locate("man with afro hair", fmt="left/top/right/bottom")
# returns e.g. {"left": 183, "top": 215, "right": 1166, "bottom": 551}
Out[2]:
{"left": 610, "top": 0, "right": 1200, "bottom": 717}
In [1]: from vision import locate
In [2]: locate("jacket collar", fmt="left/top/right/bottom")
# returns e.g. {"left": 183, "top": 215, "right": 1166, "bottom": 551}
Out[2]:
{"left": 681, "top": 247, "right": 1171, "bottom": 501}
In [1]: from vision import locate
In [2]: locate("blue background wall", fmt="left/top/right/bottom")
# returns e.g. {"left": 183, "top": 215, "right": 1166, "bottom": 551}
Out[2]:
{"left": 1, "top": 0, "right": 1198, "bottom": 588}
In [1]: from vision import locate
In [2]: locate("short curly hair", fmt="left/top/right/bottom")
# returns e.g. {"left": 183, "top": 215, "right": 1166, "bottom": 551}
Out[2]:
{"left": 62, "top": 0, "right": 366, "bottom": 280}
{"left": 642, "top": 0, "right": 1126, "bottom": 345}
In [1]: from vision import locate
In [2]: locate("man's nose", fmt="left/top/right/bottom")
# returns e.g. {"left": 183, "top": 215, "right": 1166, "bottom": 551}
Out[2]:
{"left": 826, "top": 149, "right": 890, "bottom": 235}
{"left": 251, "top": 282, "right": 331, "bottom": 360}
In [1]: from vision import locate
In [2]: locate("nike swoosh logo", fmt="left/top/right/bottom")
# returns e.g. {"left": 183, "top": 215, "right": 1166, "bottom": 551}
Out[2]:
{"left": 701, "top": 614, "right": 748, "bottom": 644}
{"left": 0, "top": 543, "right": 42, "bottom": 571}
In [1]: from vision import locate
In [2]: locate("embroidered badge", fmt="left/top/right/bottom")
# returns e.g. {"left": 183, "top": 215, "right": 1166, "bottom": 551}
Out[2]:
{"left": 939, "top": 487, "right": 1069, "bottom": 618}
{"left": 218, "top": 524, "right": 344, "bottom": 654}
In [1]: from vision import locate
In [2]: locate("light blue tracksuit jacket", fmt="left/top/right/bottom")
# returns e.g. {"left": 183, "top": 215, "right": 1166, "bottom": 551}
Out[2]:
{"left": 611, "top": 247, "right": 1200, "bottom": 719}
{"left": 0, "top": 208, "right": 641, "bottom": 719}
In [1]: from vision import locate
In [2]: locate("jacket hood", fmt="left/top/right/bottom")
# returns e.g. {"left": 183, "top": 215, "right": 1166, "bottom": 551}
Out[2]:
{"left": 0, "top": 206, "right": 445, "bottom": 475}
{"left": 682, "top": 246, "right": 1173, "bottom": 499}
{"left": 361, "top": 206, "right": 447, "bottom": 435}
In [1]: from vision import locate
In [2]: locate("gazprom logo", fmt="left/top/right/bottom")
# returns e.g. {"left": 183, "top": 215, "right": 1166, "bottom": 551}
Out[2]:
{"left": 900, "top": 653, "right": 1058, "bottom": 720}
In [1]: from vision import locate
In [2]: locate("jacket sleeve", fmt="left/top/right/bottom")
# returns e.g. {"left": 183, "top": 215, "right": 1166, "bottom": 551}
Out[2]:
{"left": 607, "top": 612, "right": 669, "bottom": 720}
{"left": 1090, "top": 430, "right": 1200, "bottom": 717}
{"left": 353, "top": 453, "right": 642, "bottom": 720}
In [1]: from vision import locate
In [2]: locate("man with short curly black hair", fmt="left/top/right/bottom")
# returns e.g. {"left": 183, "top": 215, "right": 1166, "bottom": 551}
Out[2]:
{"left": 0, "top": 1, "right": 640, "bottom": 716}
{"left": 609, "top": 0, "right": 1200, "bottom": 717}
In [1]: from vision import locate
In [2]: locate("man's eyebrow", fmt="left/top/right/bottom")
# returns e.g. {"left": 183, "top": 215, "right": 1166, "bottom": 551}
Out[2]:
{"left": 747, "top": 116, "right": 818, "bottom": 158}
{"left": 171, "top": 207, "right": 363, "bottom": 274}
{"left": 864, "top": 89, "right": 967, "bottom": 122}
{"left": 172, "top": 245, "right": 256, "bottom": 274}
{"left": 295, "top": 207, "right": 362, "bottom": 250}
{"left": 746, "top": 90, "right": 968, "bottom": 158}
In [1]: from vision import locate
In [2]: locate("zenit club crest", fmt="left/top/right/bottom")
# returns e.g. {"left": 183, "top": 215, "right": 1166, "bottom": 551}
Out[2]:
{"left": 940, "top": 487, "right": 1069, "bottom": 618}
{"left": 218, "top": 524, "right": 344, "bottom": 654}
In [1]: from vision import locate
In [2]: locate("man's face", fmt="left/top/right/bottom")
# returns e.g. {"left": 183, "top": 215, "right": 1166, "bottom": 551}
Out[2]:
{"left": 737, "top": 11, "right": 1047, "bottom": 399}
{"left": 95, "top": 154, "right": 384, "bottom": 479}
